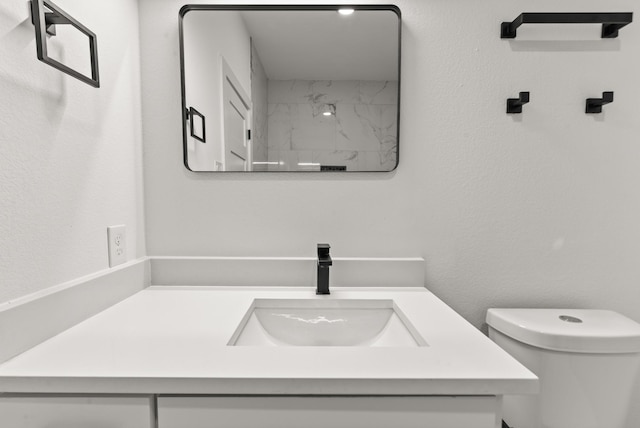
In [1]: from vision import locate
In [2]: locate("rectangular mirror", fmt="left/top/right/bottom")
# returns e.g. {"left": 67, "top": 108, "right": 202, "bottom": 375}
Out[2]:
{"left": 179, "top": 5, "right": 401, "bottom": 172}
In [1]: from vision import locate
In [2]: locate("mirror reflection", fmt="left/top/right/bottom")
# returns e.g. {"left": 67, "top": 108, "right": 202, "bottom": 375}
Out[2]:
{"left": 180, "top": 6, "right": 400, "bottom": 172}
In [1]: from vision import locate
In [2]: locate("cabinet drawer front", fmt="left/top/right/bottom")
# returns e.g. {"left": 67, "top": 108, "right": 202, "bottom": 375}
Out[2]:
{"left": 158, "top": 396, "right": 500, "bottom": 428}
{"left": 0, "top": 396, "right": 152, "bottom": 428}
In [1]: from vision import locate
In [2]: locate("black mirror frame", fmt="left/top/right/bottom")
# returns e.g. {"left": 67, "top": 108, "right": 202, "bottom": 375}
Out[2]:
{"left": 178, "top": 4, "right": 401, "bottom": 173}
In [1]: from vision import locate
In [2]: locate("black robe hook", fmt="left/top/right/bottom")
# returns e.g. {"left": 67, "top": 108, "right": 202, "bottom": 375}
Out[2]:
{"left": 586, "top": 92, "right": 614, "bottom": 114}
{"left": 507, "top": 92, "right": 530, "bottom": 114}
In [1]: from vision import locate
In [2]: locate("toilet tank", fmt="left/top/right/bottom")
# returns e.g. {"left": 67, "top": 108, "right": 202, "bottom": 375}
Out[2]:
{"left": 486, "top": 309, "right": 640, "bottom": 428}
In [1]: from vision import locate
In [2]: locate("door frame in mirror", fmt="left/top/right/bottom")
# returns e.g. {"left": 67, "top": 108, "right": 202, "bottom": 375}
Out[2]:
{"left": 178, "top": 4, "right": 402, "bottom": 173}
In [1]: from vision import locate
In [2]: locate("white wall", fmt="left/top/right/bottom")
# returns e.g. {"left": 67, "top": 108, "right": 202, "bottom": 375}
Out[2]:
{"left": 182, "top": 10, "right": 251, "bottom": 171}
{"left": 139, "top": 0, "right": 640, "bottom": 328}
{"left": 0, "top": 0, "right": 145, "bottom": 304}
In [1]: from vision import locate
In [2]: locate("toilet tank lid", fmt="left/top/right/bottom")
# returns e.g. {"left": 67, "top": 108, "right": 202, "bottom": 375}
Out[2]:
{"left": 486, "top": 309, "right": 640, "bottom": 353}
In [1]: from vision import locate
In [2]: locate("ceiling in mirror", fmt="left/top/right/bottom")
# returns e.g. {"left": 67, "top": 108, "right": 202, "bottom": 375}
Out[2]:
{"left": 179, "top": 5, "right": 401, "bottom": 172}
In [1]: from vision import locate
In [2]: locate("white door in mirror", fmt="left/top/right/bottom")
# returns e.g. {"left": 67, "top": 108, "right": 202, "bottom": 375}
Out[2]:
{"left": 107, "top": 225, "right": 127, "bottom": 267}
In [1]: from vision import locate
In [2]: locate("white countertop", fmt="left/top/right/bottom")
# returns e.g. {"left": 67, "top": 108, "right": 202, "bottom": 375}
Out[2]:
{"left": 0, "top": 286, "right": 537, "bottom": 395}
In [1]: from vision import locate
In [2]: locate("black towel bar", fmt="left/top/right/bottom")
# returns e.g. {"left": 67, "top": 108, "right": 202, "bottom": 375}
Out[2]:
{"left": 501, "top": 12, "right": 633, "bottom": 39}
{"left": 30, "top": 0, "right": 100, "bottom": 88}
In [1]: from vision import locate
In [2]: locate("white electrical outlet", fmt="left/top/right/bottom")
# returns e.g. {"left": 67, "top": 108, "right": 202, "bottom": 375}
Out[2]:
{"left": 107, "top": 225, "right": 127, "bottom": 267}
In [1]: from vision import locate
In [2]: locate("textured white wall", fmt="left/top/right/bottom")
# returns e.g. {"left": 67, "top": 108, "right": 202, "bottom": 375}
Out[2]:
{"left": 0, "top": 0, "right": 145, "bottom": 304}
{"left": 139, "top": 0, "right": 640, "bottom": 328}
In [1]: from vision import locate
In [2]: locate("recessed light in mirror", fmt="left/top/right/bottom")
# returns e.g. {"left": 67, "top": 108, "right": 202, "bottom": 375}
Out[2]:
{"left": 321, "top": 104, "right": 336, "bottom": 116}
{"left": 338, "top": 8, "right": 355, "bottom": 16}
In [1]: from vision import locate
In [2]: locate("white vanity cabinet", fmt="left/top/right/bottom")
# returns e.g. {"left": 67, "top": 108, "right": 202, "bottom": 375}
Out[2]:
{"left": 157, "top": 396, "right": 503, "bottom": 428}
{"left": 0, "top": 396, "right": 153, "bottom": 428}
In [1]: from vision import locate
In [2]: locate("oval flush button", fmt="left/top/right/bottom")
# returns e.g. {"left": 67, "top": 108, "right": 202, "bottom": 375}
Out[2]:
{"left": 559, "top": 315, "right": 583, "bottom": 323}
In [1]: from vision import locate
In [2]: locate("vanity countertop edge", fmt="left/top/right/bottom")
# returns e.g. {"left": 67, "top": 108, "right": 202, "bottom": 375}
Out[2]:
{"left": 0, "top": 285, "right": 538, "bottom": 396}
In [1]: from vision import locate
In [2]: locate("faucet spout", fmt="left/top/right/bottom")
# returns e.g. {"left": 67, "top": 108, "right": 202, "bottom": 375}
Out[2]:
{"left": 317, "top": 243, "right": 332, "bottom": 295}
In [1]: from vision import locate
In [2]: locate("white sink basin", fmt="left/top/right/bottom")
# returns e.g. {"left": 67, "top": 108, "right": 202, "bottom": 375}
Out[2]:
{"left": 229, "top": 299, "right": 427, "bottom": 347}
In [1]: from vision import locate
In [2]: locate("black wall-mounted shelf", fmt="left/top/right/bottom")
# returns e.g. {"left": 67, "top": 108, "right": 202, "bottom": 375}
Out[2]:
{"left": 501, "top": 12, "right": 633, "bottom": 39}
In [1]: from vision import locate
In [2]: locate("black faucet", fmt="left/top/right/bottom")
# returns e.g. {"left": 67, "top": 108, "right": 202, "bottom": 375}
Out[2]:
{"left": 316, "top": 243, "right": 332, "bottom": 295}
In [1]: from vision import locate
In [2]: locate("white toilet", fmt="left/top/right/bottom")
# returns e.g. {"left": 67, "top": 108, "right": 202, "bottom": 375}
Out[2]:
{"left": 486, "top": 309, "right": 640, "bottom": 428}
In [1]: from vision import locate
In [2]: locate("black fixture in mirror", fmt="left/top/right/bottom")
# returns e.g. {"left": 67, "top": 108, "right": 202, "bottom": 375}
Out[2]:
{"left": 186, "top": 107, "right": 206, "bottom": 143}
{"left": 179, "top": 5, "right": 401, "bottom": 172}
